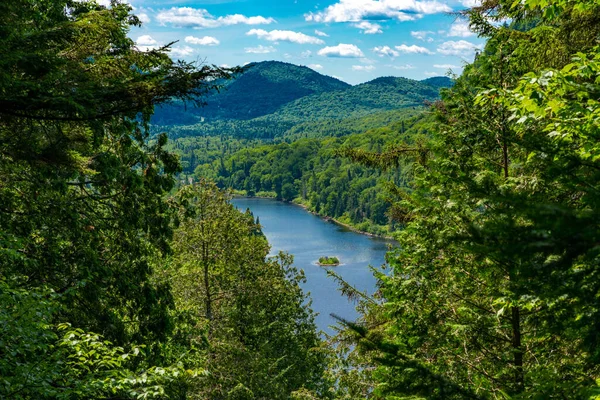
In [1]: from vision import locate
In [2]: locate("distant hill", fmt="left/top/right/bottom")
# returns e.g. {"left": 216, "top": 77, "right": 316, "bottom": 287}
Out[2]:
{"left": 421, "top": 76, "right": 454, "bottom": 89}
{"left": 152, "top": 61, "right": 350, "bottom": 124}
{"left": 265, "top": 76, "right": 446, "bottom": 122}
{"left": 151, "top": 61, "right": 454, "bottom": 139}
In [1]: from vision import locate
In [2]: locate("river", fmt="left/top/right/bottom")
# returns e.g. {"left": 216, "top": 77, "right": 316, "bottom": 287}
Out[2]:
{"left": 231, "top": 197, "right": 394, "bottom": 335}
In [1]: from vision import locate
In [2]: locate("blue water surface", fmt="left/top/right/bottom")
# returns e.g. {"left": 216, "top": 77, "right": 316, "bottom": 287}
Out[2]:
{"left": 231, "top": 197, "right": 394, "bottom": 334}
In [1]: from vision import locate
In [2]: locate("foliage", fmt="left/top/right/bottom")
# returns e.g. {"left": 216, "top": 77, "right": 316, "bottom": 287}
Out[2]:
{"left": 318, "top": 257, "right": 340, "bottom": 266}
{"left": 333, "top": 0, "right": 600, "bottom": 398}
{"left": 164, "top": 181, "right": 330, "bottom": 399}
{"left": 0, "top": 279, "right": 199, "bottom": 399}
{"left": 0, "top": 0, "right": 229, "bottom": 346}
{"left": 180, "top": 113, "right": 436, "bottom": 235}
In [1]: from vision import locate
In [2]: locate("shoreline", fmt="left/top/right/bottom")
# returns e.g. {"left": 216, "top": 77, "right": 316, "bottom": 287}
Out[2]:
{"left": 233, "top": 194, "right": 395, "bottom": 241}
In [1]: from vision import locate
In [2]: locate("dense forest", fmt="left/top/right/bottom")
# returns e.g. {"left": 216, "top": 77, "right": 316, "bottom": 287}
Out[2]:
{"left": 156, "top": 68, "right": 449, "bottom": 235}
{"left": 2, "top": 0, "right": 600, "bottom": 399}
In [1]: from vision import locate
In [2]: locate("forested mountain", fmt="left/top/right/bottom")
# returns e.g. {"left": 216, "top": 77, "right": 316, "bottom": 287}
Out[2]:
{"left": 151, "top": 61, "right": 452, "bottom": 130}
{"left": 152, "top": 61, "right": 350, "bottom": 124}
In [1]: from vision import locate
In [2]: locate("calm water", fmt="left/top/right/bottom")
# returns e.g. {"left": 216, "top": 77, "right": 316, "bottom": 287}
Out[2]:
{"left": 231, "top": 197, "right": 394, "bottom": 334}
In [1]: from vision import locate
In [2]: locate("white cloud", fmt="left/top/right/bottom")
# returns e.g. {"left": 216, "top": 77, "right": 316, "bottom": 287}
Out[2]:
{"left": 373, "top": 45, "right": 399, "bottom": 57}
{"left": 137, "top": 12, "right": 151, "bottom": 24}
{"left": 245, "top": 45, "right": 277, "bottom": 54}
{"left": 220, "top": 64, "right": 231, "bottom": 68}
{"left": 136, "top": 35, "right": 157, "bottom": 46}
{"left": 353, "top": 21, "right": 382, "bottom": 34}
{"left": 308, "top": 64, "right": 324, "bottom": 70}
{"left": 386, "top": 64, "right": 415, "bottom": 70}
{"left": 305, "top": 0, "right": 451, "bottom": 23}
{"left": 246, "top": 29, "right": 324, "bottom": 44}
{"left": 448, "top": 20, "right": 475, "bottom": 37}
{"left": 170, "top": 45, "right": 194, "bottom": 57}
{"left": 352, "top": 65, "right": 376, "bottom": 71}
{"left": 395, "top": 44, "right": 434, "bottom": 54}
{"left": 437, "top": 40, "right": 479, "bottom": 56}
{"left": 433, "top": 63, "right": 460, "bottom": 69}
{"left": 410, "top": 30, "right": 434, "bottom": 41}
{"left": 136, "top": 35, "right": 159, "bottom": 51}
{"left": 157, "top": 7, "right": 275, "bottom": 28}
{"left": 424, "top": 71, "right": 439, "bottom": 76}
{"left": 318, "top": 43, "right": 364, "bottom": 58}
{"left": 185, "top": 36, "right": 220, "bottom": 46}
{"left": 314, "top": 29, "right": 329, "bottom": 37}
{"left": 301, "top": 50, "right": 313, "bottom": 58}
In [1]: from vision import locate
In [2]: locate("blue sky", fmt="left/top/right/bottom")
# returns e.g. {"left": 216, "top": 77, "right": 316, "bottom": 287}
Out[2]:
{"left": 120, "top": 0, "right": 484, "bottom": 84}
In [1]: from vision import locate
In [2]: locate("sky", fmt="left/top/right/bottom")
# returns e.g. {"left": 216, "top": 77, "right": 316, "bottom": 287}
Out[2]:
{"left": 115, "top": 0, "right": 485, "bottom": 85}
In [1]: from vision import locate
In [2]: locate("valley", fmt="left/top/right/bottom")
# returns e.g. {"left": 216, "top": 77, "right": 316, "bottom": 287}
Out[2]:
{"left": 155, "top": 61, "right": 451, "bottom": 235}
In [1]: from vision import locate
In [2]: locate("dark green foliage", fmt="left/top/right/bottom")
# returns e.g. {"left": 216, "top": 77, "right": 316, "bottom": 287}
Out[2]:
{"left": 168, "top": 181, "right": 329, "bottom": 399}
{"left": 0, "top": 0, "right": 229, "bottom": 346}
{"left": 332, "top": 0, "right": 600, "bottom": 398}
{"left": 191, "top": 113, "right": 436, "bottom": 235}
{"left": 0, "top": 1, "right": 329, "bottom": 398}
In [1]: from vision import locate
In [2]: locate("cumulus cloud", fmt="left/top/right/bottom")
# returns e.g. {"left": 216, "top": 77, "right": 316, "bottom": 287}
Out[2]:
{"left": 410, "top": 30, "right": 434, "bottom": 41}
{"left": 170, "top": 45, "right": 194, "bottom": 58}
{"left": 314, "top": 29, "right": 329, "bottom": 37}
{"left": 246, "top": 29, "right": 324, "bottom": 44}
{"left": 185, "top": 36, "right": 220, "bottom": 46}
{"left": 448, "top": 20, "right": 475, "bottom": 37}
{"left": 136, "top": 35, "right": 157, "bottom": 46}
{"left": 352, "top": 65, "right": 376, "bottom": 71}
{"left": 137, "top": 12, "right": 151, "bottom": 24}
{"left": 395, "top": 44, "right": 434, "bottom": 54}
{"left": 318, "top": 43, "right": 364, "bottom": 58}
{"left": 353, "top": 21, "right": 382, "bottom": 34}
{"left": 373, "top": 45, "right": 399, "bottom": 57}
{"left": 437, "top": 40, "right": 479, "bottom": 56}
{"left": 157, "top": 7, "right": 275, "bottom": 29}
{"left": 301, "top": 50, "right": 313, "bottom": 58}
{"left": 305, "top": 0, "right": 451, "bottom": 23}
{"left": 308, "top": 64, "right": 324, "bottom": 70}
{"left": 245, "top": 45, "right": 277, "bottom": 54}
{"left": 136, "top": 35, "right": 159, "bottom": 51}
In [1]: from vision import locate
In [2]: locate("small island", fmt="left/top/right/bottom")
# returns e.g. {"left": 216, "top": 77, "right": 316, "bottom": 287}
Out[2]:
{"left": 317, "top": 256, "right": 340, "bottom": 266}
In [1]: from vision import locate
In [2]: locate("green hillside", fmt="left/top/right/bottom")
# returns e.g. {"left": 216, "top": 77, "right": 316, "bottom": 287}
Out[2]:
{"left": 154, "top": 63, "right": 452, "bottom": 139}
{"left": 265, "top": 76, "right": 449, "bottom": 122}
{"left": 152, "top": 61, "right": 350, "bottom": 124}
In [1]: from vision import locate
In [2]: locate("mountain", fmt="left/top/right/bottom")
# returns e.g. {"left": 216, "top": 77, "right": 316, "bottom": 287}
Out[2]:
{"left": 421, "top": 76, "right": 454, "bottom": 89}
{"left": 152, "top": 61, "right": 454, "bottom": 140}
{"left": 264, "top": 76, "right": 446, "bottom": 122}
{"left": 152, "top": 61, "right": 349, "bottom": 124}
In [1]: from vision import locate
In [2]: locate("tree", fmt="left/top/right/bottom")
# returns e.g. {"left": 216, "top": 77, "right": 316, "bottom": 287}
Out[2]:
{"left": 0, "top": 0, "right": 228, "bottom": 348}
{"left": 335, "top": 0, "right": 600, "bottom": 398}
{"left": 166, "top": 181, "right": 329, "bottom": 399}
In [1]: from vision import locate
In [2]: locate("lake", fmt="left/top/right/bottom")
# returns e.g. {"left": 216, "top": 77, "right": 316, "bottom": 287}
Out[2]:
{"left": 231, "top": 197, "right": 394, "bottom": 334}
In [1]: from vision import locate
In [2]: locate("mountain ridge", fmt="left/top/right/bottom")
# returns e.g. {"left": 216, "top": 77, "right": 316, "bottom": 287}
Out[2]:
{"left": 151, "top": 61, "right": 453, "bottom": 129}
